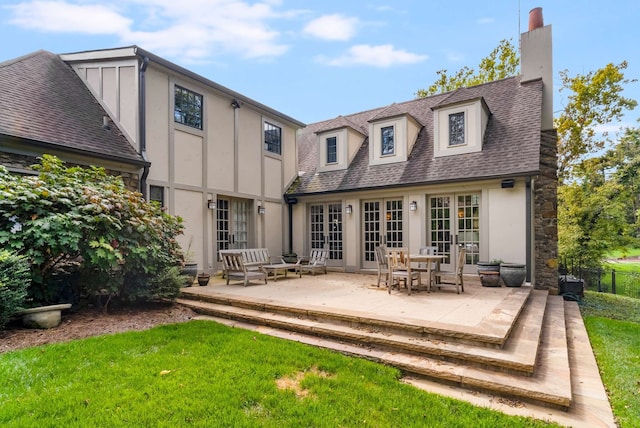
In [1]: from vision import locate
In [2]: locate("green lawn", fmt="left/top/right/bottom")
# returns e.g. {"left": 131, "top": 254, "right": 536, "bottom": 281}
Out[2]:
{"left": 580, "top": 291, "right": 640, "bottom": 427}
{"left": 0, "top": 321, "right": 557, "bottom": 427}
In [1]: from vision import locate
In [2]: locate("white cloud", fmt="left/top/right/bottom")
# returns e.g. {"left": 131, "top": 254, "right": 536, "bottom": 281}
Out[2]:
{"left": 320, "top": 44, "right": 427, "bottom": 68}
{"left": 477, "top": 17, "right": 494, "bottom": 24}
{"left": 303, "top": 14, "right": 358, "bottom": 41}
{"left": 5, "top": 0, "right": 292, "bottom": 60}
{"left": 593, "top": 123, "right": 632, "bottom": 134}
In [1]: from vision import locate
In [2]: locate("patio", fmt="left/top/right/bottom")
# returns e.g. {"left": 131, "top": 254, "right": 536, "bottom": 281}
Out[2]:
{"left": 178, "top": 271, "right": 616, "bottom": 427}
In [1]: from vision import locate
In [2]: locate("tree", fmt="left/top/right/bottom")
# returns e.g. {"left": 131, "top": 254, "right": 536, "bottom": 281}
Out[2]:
{"left": 555, "top": 62, "right": 637, "bottom": 181}
{"left": 415, "top": 39, "right": 519, "bottom": 98}
{"left": 0, "top": 155, "right": 186, "bottom": 310}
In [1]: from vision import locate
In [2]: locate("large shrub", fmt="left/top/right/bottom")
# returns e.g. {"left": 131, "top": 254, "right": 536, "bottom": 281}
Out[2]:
{"left": 0, "top": 250, "right": 30, "bottom": 329}
{"left": 0, "top": 155, "right": 185, "bottom": 309}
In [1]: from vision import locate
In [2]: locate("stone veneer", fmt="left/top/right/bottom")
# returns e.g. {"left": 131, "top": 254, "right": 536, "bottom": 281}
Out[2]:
{"left": 533, "top": 129, "right": 559, "bottom": 290}
{"left": 0, "top": 152, "right": 140, "bottom": 192}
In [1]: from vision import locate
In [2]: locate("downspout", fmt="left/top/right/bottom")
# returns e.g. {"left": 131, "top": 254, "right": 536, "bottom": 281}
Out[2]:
{"left": 526, "top": 177, "right": 532, "bottom": 283}
{"left": 138, "top": 56, "right": 150, "bottom": 198}
{"left": 285, "top": 195, "right": 297, "bottom": 255}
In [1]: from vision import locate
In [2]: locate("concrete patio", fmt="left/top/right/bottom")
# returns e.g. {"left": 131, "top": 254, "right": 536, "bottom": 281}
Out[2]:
{"left": 177, "top": 271, "right": 616, "bottom": 427}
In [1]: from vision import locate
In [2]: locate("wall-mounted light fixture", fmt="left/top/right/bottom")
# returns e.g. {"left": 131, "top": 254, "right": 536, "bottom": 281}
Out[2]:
{"left": 257, "top": 205, "right": 265, "bottom": 215}
{"left": 345, "top": 204, "right": 353, "bottom": 214}
{"left": 207, "top": 200, "right": 216, "bottom": 210}
{"left": 231, "top": 99, "right": 241, "bottom": 109}
{"left": 409, "top": 201, "right": 417, "bottom": 211}
{"left": 501, "top": 179, "right": 515, "bottom": 189}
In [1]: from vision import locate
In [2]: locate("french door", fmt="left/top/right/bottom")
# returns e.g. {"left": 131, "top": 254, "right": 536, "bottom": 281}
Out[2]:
{"left": 308, "top": 203, "right": 343, "bottom": 267}
{"left": 216, "top": 198, "right": 251, "bottom": 254}
{"left": 429, "top": 194, "right": 480, "bottom": 272}
{"left": 362, "top": 198, "right": 403, "bottom": 269}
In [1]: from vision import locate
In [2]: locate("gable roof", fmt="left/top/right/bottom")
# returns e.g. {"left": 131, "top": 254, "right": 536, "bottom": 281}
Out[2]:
{"left": 290, "top": 76, "right": 543, "bottom": 196}
{"left": 0, "top": 50, "right": 146, "bottom": 166}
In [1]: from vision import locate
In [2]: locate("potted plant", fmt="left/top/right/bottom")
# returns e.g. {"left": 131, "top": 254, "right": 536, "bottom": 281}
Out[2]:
{"left": 180, "top": 238, "right": 198, "bottom": 286}
{"left": 500, "top": 263, "right": 526, "bottom": 287}
{"left": 197, "top": 272, "right": 211, "bottom": 286}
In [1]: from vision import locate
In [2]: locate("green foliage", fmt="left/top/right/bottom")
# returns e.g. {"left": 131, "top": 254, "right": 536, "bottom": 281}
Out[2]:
{"left": 416, "top": 39, "right": 519, "bottom": 97}
{"left": 0, "top": 321, "right": 557, "bottom": 427}
{"left": 0, "top": 155, "right": 185, "bottom": 309}
{"left": 0, "top": 250, "right": 30, "bottom": 329}
{"left": 556, "top": 62, "right": 637, "bottom": 182}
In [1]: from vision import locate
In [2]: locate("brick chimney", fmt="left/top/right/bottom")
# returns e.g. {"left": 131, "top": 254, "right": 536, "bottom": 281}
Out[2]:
{"left": 521, "top": 7, "right": 553, "bottom": 131}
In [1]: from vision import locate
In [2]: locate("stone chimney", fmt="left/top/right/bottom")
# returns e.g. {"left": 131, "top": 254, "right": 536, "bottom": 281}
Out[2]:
{"left": 521, "top": 7, "right": 553, "bottom": 131}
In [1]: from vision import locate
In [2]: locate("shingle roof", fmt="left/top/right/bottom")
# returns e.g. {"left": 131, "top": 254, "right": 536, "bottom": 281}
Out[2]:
{"left": 291, "top": 76, "right": 543, "bottom": 195}
{"left": 0, "top": 50, "right": 146, "bottom": 165}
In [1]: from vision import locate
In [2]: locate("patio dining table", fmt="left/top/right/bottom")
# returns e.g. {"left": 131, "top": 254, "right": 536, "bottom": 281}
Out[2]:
{"left": 409, "top": 253, "right": 445, "bottom": 292}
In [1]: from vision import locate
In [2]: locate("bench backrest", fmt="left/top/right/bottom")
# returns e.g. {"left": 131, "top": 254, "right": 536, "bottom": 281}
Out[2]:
{"left": 220, "top": 252, "right": 246, "bottom": 273}
{"left": 241, "top": 248, "right": 270, "bottom": 265}
{"left": 308, "top": 249, "right": 328, "bottom": 266}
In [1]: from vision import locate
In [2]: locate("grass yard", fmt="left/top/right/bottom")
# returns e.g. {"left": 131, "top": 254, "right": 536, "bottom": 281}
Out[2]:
{"left": 0, "top": 321, "right": 557, "bottom": 427}
{"left": 580, "top": 291, "right": 640, "bottom": 427}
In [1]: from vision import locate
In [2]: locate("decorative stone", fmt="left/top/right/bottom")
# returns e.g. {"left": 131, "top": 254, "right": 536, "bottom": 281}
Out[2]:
{"left": 18, "top": 304, "right": 72, "bottom": 329}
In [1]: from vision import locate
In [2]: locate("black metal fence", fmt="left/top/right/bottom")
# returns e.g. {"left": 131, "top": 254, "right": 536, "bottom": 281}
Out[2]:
{"left": 562, "top": 264, "right": 640, "bottom": 299}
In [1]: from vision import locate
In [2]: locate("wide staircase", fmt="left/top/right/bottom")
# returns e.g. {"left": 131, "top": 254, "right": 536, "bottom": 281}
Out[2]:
{"left": 176, "top": 276, "right": 613, "bottom": 426}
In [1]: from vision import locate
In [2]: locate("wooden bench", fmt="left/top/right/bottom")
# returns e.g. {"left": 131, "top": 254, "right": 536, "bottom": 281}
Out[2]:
{"left": 220, "top": 248, "right": 270, "bottom": 278}
{"left": 220, "top": 251, "right": 268, "bottom": 286}
{"left": 299, "top": 249, "right": 328, "bottom": 276}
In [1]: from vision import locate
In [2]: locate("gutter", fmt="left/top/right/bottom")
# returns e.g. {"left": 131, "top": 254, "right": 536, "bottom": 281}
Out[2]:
{"left": 138, "top": 55, "right": 150, "bottom": 198}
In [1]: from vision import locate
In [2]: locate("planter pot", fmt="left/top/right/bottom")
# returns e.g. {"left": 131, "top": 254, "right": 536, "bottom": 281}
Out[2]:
{"left": 197, "top": 274, "right": 211, "bottom": 286}
{"left": 17, "top": 303, "right": 72, "bottom": 329}
{"left": 500, "top": 263, "right": 526, "bottom": 287}
{"left": 478, "top": 271, "right": 501, "bottom": 287}
{"left": 282, "top": 253, "right": 298, "bottom": 264}
{"left": 181, "top": 263, "right": 198, "bottom": 286}
{"left": 476, "top": 261, "right": 500, "bottom": 275}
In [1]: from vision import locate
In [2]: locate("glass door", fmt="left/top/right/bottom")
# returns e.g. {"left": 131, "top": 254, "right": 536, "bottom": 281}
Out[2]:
{"left": 362, "top": 198, "right": 403, "bottom": 269}
{"left": 216, "top": 198, "right": 251, "bottom": 255}
{"left": 309, "top": 202, "right": 344, "bottom": 267}
{"left": 429, "top": 193, "right": 479, "bottom": 272}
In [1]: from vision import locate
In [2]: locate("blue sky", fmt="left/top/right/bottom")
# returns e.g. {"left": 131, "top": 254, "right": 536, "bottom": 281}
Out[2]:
{"left": 1, "top": 0, "right": 638, "bottom": 129}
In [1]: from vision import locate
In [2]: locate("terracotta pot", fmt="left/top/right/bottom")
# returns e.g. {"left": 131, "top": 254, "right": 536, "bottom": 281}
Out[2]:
{"left": 197, "top": 274, "right": 211, "bottom": 286}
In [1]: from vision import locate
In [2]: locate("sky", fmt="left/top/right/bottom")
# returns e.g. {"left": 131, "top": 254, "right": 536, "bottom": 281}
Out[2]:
{"left": 1, "top": 0, "right": 638, "bottom": 129}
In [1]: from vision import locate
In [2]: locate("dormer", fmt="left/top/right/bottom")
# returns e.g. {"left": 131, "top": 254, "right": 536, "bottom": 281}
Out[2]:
{"left": 315, "top": 116, "right": 366, "bottom": 172}
{"left": 432, "top": 95, "right": 491, "bottom": 157}
{"left": 368, "top": 105, "right": 422, "bottom": 166}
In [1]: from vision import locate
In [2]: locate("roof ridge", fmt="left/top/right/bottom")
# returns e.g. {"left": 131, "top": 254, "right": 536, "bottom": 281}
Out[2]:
{"left": 0, "top": 50, "right": 52, "bottom": 69}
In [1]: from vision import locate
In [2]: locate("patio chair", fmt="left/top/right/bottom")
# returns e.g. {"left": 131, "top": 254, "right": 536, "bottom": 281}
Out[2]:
{"left": 374, "top": 246, "right": 389, "bottom": 287}
{"left": 413, "top": 246, "right": 439, "bottom": 290}
{"left": 433, "top": 248, "right": 466, "bottom": 294}
{"left": 220, "top": 251, "right": 268, "bottom": 286}
{"left": 299, "top": 249, "right": 328, "bottom": 276}
{"left": 388, "top": 247, "right": 421, "bottom": 295}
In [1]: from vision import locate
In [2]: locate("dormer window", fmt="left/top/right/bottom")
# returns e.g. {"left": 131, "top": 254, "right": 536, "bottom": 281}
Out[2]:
{"left": 381, "top": 126, "right": 395, "bottom": 155}
{"left": 327, "top": 136, "right": 337, "bottom": 164}
{"left": 449, "top": 112, "right": 465, "bottom": 146}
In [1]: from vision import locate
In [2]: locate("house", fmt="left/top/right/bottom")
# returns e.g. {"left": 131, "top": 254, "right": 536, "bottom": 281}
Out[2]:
{"left": 0, "top": 47, "right": 304, "bottom": 273}
{"left": 286, "top": 10, "right": 558, "bottom": 288}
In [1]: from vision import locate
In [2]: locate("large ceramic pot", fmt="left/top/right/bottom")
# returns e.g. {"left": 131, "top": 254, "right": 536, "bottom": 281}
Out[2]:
{"left": 478, "top": 271, "right": 501, "bottom": 287}
{"left": 181, "top": 263, "right": 198, "bottom": 286}
{"left": 476, "top": 261, "right": 500, "bottom": 275}
{"left": 18, "top": 303, "right": 72, "bottom": 329}
{"left": 500, "top": 263, "right": 526, "bottom": 287}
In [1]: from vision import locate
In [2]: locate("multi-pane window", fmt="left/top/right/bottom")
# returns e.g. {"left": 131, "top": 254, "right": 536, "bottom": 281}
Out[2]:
{"left": 449, "top": 112, "right": 465, "bottom": 146}
{"left": 149, "top": 185, "right": 165, "bottom": 208}
{"left": 174, "top": 85, "right": 203, "bottom": 130}
{"left": 264, "top": 121, "right": 282, "bottom": 154}
{"left": 381, "top": 126, "right": 395, "bottom": 155}
{"left": 327, "top": 136, "right": 337, "bottom": 164}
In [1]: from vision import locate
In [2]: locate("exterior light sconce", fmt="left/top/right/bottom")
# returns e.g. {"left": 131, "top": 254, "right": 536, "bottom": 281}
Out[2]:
{"left": 458, "top": 208, "right": 464, "bottom": 218}
{"left": 257, "top": 205, "right": 265, "bottom": 215}
{"left": 207, "top": 200, "right": 216, "bottom": 210}
{"left": 345, "top": 205, "right": 353, "bottom": 214}
{"left": 501, "top": 179, "right": 515, "bottom": 189}
{"left": 409, "top": 201, "right": 417, "bottom": 211}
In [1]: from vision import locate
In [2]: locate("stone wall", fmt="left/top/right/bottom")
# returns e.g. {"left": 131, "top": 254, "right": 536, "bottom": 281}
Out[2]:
{"left": 533, "top": 129, "right": 559, "bottom": 290}
{"left": 0, "top": 152, "right": 140, "bottom": 192}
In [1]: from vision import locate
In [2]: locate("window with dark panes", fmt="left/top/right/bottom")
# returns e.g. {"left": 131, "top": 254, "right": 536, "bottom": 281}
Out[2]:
{"left": 149, "top": 185, "right": 165, "bottom": 207}
{"left": 174, "top": 85, "right": 203, "bottom": 130}
{"left": 264, "top": 121, "right": 281, "bottom": 154}
{"left": 381, "top": 126, "right": 395, "bottom": 155}
{"left": 327, "top": 136, "right": 337, "bottom": 164}
{"left": 449, "top": 112, "right": 465, "bottom": 146}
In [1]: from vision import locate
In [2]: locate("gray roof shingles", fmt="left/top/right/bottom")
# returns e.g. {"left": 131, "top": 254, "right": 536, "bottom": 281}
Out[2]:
{"left": 0, "top": 50, "right": 145, "bottom": 165}
{"left": 291, "top": 76, "right": 543, "bottom": 195}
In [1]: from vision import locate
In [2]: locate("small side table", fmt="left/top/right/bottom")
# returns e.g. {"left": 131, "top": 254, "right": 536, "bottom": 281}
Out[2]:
{"left": 261, "top": 263, "right": 301, "bottom": 282}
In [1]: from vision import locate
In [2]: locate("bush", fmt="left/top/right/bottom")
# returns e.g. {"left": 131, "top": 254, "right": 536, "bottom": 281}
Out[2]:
{"left": 0, "top": 250, "right": 30, "bottom": 329}
{"left": 0, "top": 155, "right": 185, "bottom": 310}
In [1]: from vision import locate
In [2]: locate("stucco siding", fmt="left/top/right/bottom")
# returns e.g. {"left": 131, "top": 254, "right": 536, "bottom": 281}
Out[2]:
{"left": 264, "top": 156, "right": 282, "bottom": 199}
{"left": 237, "top": 112, "right": 262, "bottom": 196}
{"left": 174, "top": 129, "right": 204, "bottom": 187}
{"left": 206, "top": 94, "right": 234, "bottom": 191}
{"left": 145, "top": 68, "right": 170, "bottom": 182}
{"left": 487, "top": 185, "right": 527, "bottom": 264}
